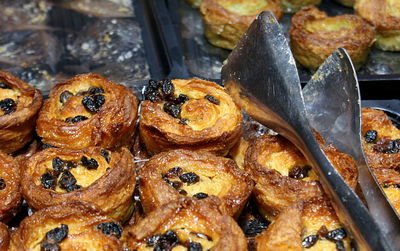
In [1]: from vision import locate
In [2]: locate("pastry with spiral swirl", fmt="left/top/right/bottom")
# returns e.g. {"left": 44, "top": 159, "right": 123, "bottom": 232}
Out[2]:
{"left": 139, "top": 149, "right": 254, "bottom": 218}
{"left": 290, "top": 6, "right": 376, "bottom": 71}
{"left": 200, "top": 0, "right": 282, "bottom": 50}
{"left": 36, "top": 73, "right": 138, "bottom": 150}
{"left": 10, "top": 202, "right": 123, "bottom": 251}
{"left": 121, "top": 198, "right": 247, "bottom": 251}
{"left": 21, "top": 147, "right": 136, "bottom": 221}
{"left": 0, "top": 70, "right": 42, "bottom": 153}
{"left": 140, "top": 79, "right": 242, "bottom": 156}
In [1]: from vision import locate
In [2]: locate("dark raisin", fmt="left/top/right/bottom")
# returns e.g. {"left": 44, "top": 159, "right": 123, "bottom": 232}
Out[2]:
{"left": 302, "top": 234, "right": 319, "bottom": 248}
{"left": 52, "top": 157, "right": 76, "bottom": 175}
{"left": 364, "top": 130, "right": 377, "bottom": 143}
{"left": 41, "top": 144, "right": 57, "bottom": 149}
{"left": 164, "top": 167, "right": 184, "bottom": 178}
{"left": 59, "top": 91, "right": 73, "bottom": 103}
{"left": 163, "top": 178, "right": 182, "bottom": 189}
{"left": 161, "top": 79, "right": 174, "bottom": 96}
{"left": 40, "top": 241, "right": 60, "bottom": 251}
{"left": 97, "top": 222, "right": 122, "bottom": 238}
{"left": 65, "top": 115, "right": 88, "bottom": 123}
{"left": 394, "top": 184, "right": 400, "bottom": 188}
{"left": 288, "top": 165, "right": 312, "bottom": 179}
{"left": 41, "top": 172, "right": 56, "bottom": 190}
{"left": 0, "top": 178, "right": 5, "bottom": 190}
{"left": 0, "top": 98, "right": 16, "bottom": 114}
{"left": 59, "top": 171, "right": 79, "bottom": 192}
{"left": 188, "top": 242, "right": 202, "bottom": 251}
{"left": 46, "top": 224, "right": 68, "bottom": 243}
{"left": 148, "top": 80, "right": 160, "bottom": 90}
{"left": 146, "top": 234, "right": 162, "bottom": 246}
{"left": 317, "top": 225, "right": 328, "bottom": 238}
{"left": 100, "top": 149, "right": 110, "bottom": 163}
{"left": 164, "top": 230, "right": 179, "bottom": 246}
{"left": 179, "top": 118, "right": 188, "bottom": 125}
{"left": 176, "top": 94, "right": 189, "bottom": 104}
{"left": 178, "top": 189, "right": 187, "bottom": 195}
{"left": 163, "top": 102, "right": 181, "bottom": 118}
{"left": 336, "top": 240, "right": 345, "bottom": 251}
{"left": 0, "top": 81, "right": 10, "bottom": 89}
{"left": 193, "top": 193, "right": 208, "bottom": 199}
{"left": 81, "top": 156, "right": 99, "bottom": 170}
{"left": 87, "top": 87, "right": 104, "bottom": 95}
{"left": 191, "top": 232, "right": 212, "bottom": 241}
{"left": 326, "top": 228, "right": 347, "bottom": 242}
{"left": 373, "top": 139, "right": 400, "bottom": 154}
{"left": 145, "top": 92, "right": 160, "bottom": 103}
{"left": 179, "top": 172, "right": 200, "bottom": 184}
{"left": 205, "top": 95, "right": 220, "bottom": 105}
{"left": 241, "top": 219, "right": 269, "bottom": 237}
{"left": 82, "top": 94, "right": 105, "bottom": 113}
{"left": 383, "top": 183, "right": 390, "bottom": 188}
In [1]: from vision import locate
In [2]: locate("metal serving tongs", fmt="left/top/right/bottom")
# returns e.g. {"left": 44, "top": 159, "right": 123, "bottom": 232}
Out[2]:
{"left": 302, "top": 48, "right": 400, "bottom": 246}
{"left": 221, "top": 11, "right": 398, "bottom": 250}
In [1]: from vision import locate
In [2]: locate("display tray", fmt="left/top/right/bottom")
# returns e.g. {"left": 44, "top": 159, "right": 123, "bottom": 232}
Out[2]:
{"left": 167, "top": 0, "right": 400, "bottom": 83}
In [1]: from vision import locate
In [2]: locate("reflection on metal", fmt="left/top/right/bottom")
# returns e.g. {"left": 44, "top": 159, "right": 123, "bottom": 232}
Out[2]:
{"left": 222, "top": 10, "right": 396, "bottom": 251}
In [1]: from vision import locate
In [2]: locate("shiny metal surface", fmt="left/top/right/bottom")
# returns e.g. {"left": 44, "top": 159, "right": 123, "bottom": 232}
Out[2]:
{"left": 221, "top": 11, "right": 395, "bottom": 251}
{"left": 303, "top": 48, "right": 400, "bottom": 247}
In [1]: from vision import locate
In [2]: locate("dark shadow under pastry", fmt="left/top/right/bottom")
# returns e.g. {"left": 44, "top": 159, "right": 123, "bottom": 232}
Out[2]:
{"left": 0, "top": 222, "right": 9, "bottom": 250}
{"left": 139, "top": 149, "right": 254, "bottom": 218}
{"left": 0, "top": 70, "right": 42, "bottom": 153}
{"left": 0, "top": 151, "right": 21, "bottom": 222}
{"left": 36, "top": 73, "right": 138, "bottom": 150}
{"left": 355, "top": 0, "right": 400, "bottom": 51}
{"left": 121, "top": 198, "right": 248, "bottom": 251}
{"left": 290, "top": 6, "right": 376, "bottom": 71}
{"left": 21, "top": 147, "right": 136, "bottom": 221}
{"left": 140, "top": 79, "right": 242, "bottom": 156}
{"left": 10, "top": 202, "right": 123, "bottom": 251}
{"left": 200, "top": 0, "right": 282, "bottom": 50}
{"left": 334, "top": 0, "right": 354, "bottom": 7}
{"left": 244, "top": 133, "right": 358, "bottom": 220}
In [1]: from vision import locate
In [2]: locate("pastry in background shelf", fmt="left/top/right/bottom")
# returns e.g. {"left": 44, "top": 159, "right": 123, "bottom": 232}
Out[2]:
{"left": 139, "top": 149, "right": 254, "bottom": 217}
{"left": 200, "top": 0, "right": 282, "bottom": 50}
{"left": 36, "top": 73, "right": 138, "bottom": 150}
{"left": 244, "top": 133, "right": 358, "bottom": 220}
{"left": 121, "top": 198, "right": 248, "bottom": 251}
{"left": 255, "top": 197, "right": 353, "bottom": 251}
{"left": 0, "top": 151, "right": 21, "bottom": 222}
{"left": 9, "top": 202, "right": 123, "bottom": 250}
{"left": 281, "top": 0, "right": 321, "bottom": 13}
{"left": 355, "top": 0, "right": 400, "bottom": 51}
{"left": 21, "top": 147, "right": 136, "bottom": 221}
{"left": 140, "top": 79, "right": 242, "bottom": 156}
{"left": 333, "top": 0, "right": 354, "bottom": 7}
{"left": 289, "top": 6, "right": 375, "bottom": 71}
{"left": 361, "top": 107, "right": 400, "bottom": 213}
{"left": 0, "top": 70, "right": 42, "bottom": 153}
{"left": 0, "top": 222, "right": 9, "bottom": 250}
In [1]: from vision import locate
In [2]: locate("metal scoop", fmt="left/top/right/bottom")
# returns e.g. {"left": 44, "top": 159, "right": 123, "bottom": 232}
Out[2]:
{"left": 221, "top": 11, "right": 395, "bottom": 250}
{"left": 303, "top": 48, "right": 400, "bottom": 247}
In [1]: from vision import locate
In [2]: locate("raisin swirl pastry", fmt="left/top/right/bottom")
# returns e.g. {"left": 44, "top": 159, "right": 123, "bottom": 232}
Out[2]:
{"left": 36, "top": 73, "right": 138, "bottom": 150}
{"left": 0, "top": 151, "right": 21, "bottom": 222}
{"left": 21, "top": 147, "right": 136, "bottom": 221}
{"left": 290, "top": 6, "right": 376, "bottom": 71}
{"left": 0, "top": 222, "right": 10, "bottom": 250}
{"left": 9, "top": 202, "right": 123, "bottom": 251}
{"left": 244, "top": 134, "right": 358, "bottom": 220}
{"left": 121, "top": 198, "right": 247, "bottom": 251}
{"left": 355, "top": 0, "right": 400, "bottom": 51}
{"left": 140, "top": 79, "right": 242, "bottom": 156}
{"left": 255, "top": 197, "right": 353, "bottom": 250}
{"left": 0, "top": 70, "right": 42, "bottom": 153}
{"left": 200, "top": 0, "right": 282, "bottom": 50}
{"left": 139, "top": 149, "right": 254, "bottom": 217}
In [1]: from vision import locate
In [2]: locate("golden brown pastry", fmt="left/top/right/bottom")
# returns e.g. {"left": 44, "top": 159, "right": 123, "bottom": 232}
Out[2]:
{"left": 200, "top": 0, "right": 282, "bottom": 50}
{"left": 139, "top": 149, "right": 254, "bottom": 217}
{"left": 0, "top": 151, "right": 21, "bottom": 222}
{"left": 281, "top": 0, "right": 321, "bottom": 13}
{"left": 21, "top": 147, "right": 136, "bottom": 221}
{"left": 355, "top": 0, "right": 400, "bottom": 51}
{"left": 0, "top": 222, "right": 10, "bottom": 250}
{"left": 140, "top": 79, "right": 242, "bottom": 156}
{"left": 244, "top": 134, "right": 358, "bottom": 220}
{"left": 121, "top": 198, "right": 248, "bottom": 251}
{"left": 333, "top": 0, "right": 354, "bottom": 7}
{"left": 255, "top": 197, "right": 353, "bottom": 250}
{"left": 372, "top": 168, "right": 400, "bottom": 214}
{"left": 36, "top": 73, "right": 138, "bottom": 150}
{"left": 290, "top": 6, "right": 376, "bottom": 71}
{"left": 0, "top": 70, "right": 42, "bottom": 153}
{"left": 9, "top": 202, "right": 123, "bottom": 251}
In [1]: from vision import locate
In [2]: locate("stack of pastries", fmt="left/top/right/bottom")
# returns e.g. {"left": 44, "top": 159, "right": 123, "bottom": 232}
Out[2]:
{"left": 0, "top": 71, "right": 397, "bottom": 250}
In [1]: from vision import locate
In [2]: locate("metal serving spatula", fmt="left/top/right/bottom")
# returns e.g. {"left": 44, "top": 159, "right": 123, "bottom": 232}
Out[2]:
{"left": 221, "top": 11, "right": 397, "bottom": 250}
{"left": 302, "top": 48, "right": 400, "bottom": 246}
